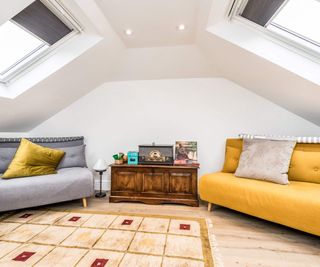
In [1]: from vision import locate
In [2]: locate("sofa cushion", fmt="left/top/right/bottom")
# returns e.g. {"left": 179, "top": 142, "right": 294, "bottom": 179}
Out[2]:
{"left": 0, "top": 147, "right": 17, "bottom": 173}
{"left": 222, "top": 138, "right": 242, "bottom": 173}
{"left": 222, "top": 138, "right": 320, "bottom": 175}
{"left": 235, "top": 139, "right": 296, "bottom": 184}
{"left": 0, "top": 167, "right": 94, "bottom": 212}
{"left": 0, "top": 137, "right": 85, "bottom": 173}
{"left": 289, "top": 150, "right": 320, "bottom": 184}
{"left": 199, "top": 172, "right": 320, "bottom": 236}
{"left": 2, "top": 139, "right": 65, "bottom": 179}
{"left": 222, "top": 146, "right": 241, "bottom": 173}
{"left": 0, "top": 145, "right": 87, "bottom": 172}
{"left": 58, "top": 145, "right": 87, "bottom": 169}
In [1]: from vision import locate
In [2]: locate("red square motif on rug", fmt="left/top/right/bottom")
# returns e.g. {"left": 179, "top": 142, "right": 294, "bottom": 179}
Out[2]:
{"left": 69, "top": 216, "right": 81, "bottom": 222}
{"left": 180, "top": 224, "right": 191, "bottom": 230}
{"left": 91, "top": 258, "right": 109, "bottom": 267}
{"left": 19, "top": 213, "right": 33, "bottom": 219}
{"left": 13, "top": 252, "right": 35, "bottom": 262}
{"left": 122, "top": 219, "right": 133, "bottom": 225}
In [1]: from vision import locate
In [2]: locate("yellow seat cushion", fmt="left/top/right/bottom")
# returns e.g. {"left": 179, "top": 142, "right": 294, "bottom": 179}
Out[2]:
{"left": 199, "top": 172, "right": 320, "bottom": 236}
{"left": 2, "top": 139, "right": 65, "bottom": 179}
{"left": 222, "top": 138, "right": 242, "bottom": 173}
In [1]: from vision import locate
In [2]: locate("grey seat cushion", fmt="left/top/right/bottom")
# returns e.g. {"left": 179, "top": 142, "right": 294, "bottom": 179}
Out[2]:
{"left": 58, "top": 145, "right": 87, "bottom": 169}
{"left": 0, "top": 167, "right": 94, "bottom": 212}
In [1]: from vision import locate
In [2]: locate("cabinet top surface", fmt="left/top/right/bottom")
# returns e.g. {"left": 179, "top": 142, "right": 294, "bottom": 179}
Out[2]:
{"left": 110, "top": 164, "right": 199, "bottom": 169}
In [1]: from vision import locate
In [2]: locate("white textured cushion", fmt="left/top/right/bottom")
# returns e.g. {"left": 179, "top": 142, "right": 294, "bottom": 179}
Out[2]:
{"left": 235, "top": 139, "right": 296, "bottom": 184}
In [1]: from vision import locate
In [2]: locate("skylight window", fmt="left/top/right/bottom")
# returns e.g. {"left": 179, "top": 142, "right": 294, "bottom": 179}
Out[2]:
{"left": 232, "top": 0, "right": 320, "bottom": 58}
{"left": 268, "top": 0, "right": 320, "bottom": 47}
{"left": 0, "top": 21, "right": 49, "bottom": 76}
{"left": 0, "top": 0, "right": 80, "bottom": 84}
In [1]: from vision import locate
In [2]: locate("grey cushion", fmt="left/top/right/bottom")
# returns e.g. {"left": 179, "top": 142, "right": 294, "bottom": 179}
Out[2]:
{"left": 235, "top": 139, "right": 296, "bottom": 185}
{"left": 0, "top": 167, "right": 94, "bottom": 212}
{"left": 0, "top": 148, "right": 17, "bottom": 173}
{"left": 0, "top": 144, "right": 87, "bottom": 173}
{"left": 58, "top": 145, "right": 87, "bottom": 169}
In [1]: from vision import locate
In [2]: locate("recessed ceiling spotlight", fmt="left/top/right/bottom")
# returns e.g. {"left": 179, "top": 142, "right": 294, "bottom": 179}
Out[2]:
{"left": 124, "top": 29, "right": 133, "bottom": 36}
{"left": 177, "top": 24, "right": 186, "bottom": 31}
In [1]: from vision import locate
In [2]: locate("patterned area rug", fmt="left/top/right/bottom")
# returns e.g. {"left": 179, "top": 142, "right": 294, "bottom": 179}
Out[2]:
{"left": 0, "top": 210, "right": 216, "bottom": 267}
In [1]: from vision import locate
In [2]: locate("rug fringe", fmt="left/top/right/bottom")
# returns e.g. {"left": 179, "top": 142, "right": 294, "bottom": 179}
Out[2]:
{"left": 206, "top": 218, "right": 224, "bottom": 267}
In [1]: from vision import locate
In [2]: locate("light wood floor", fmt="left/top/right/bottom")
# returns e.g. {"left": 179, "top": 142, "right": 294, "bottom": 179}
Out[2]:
{"left": 47, "top": 196, "right": 320, "bottom": 267}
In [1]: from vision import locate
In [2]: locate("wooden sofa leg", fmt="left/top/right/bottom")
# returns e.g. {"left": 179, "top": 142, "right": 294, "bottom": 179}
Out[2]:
{"left": 207, "top": 202, "right": 212, "bottom": 212}
{"left": 82, "top": 198, "right": 87, "bottom": 208}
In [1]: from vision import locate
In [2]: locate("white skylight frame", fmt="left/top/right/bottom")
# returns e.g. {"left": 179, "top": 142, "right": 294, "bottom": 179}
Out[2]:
{"left": 0, "top": 0, "right": 82, "bottom": 85}
{"left": 229, "top": 0, "right": 320, "bottom": 62}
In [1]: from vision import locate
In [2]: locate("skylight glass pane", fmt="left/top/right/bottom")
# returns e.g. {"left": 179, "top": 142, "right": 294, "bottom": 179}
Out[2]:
{"left": 0, "top": 21, "right": 48, "bottom": 74}
{"left": 270, "top": 0, "right": 320, "bottom": 45}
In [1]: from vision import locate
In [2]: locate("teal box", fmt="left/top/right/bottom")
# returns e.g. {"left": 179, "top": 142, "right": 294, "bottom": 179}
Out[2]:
{"left": 127, "top": 151, "right": 139, "bottom": 165}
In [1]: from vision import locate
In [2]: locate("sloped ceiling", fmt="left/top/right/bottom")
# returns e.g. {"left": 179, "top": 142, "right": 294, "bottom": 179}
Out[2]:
{"left": 0, "top": 0, "right": 319, "bottom": 132}
{"left": 196, "top": 0, "right": 320, "bottom": 125}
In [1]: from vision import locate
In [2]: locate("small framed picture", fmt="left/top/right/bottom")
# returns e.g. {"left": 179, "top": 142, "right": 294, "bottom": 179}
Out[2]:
{"left": 174, "top": 141, "right": 198, "bottom": 166}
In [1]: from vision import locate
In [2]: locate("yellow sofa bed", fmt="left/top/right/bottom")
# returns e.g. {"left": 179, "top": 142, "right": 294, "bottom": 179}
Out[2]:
{"left": 199, "top": 138, "right": 320, "bottom": 236}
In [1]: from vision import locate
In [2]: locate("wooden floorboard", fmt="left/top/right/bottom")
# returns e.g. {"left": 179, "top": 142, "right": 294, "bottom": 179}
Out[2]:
{"left": 45, "top": 196, "right": 320, "bottom": 267}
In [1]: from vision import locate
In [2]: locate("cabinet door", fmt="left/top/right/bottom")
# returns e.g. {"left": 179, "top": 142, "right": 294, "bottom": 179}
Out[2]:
{"left": 168, "top": 169, "right": 197, "bottom": 195}
{"left": 140, "top": 169, "right": 166, "bottom": 194}
{"left": 111, "top": 168, "right": 137, "bottom": 192}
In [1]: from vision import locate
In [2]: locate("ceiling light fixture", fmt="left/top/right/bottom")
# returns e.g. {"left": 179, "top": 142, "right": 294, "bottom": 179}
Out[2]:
{"left": 177, "top": 24, "right": 186, "bottom": 31}
{"left": 124, "top": 29, "right": 133, "bottom": 36}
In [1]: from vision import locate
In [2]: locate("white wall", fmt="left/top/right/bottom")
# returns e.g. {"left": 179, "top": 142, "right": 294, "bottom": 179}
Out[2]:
{"left": 0, "top": 133, "right": 29, "bottom": 138}
{"left": 30, "top": 78, "right": 320, "bottom": 190}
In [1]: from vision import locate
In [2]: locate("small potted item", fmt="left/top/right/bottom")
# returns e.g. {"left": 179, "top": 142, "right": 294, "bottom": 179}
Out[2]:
{"left": 113, "top": 153, "right": 124, "bottom": 164}
{"left": 123, "top": 154, "right": 128, "bottom": 164}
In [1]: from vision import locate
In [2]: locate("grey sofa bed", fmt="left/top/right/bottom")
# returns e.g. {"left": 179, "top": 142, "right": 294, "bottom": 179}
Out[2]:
{"left": 0, "top": 137, "right": 94, "bottom": 212}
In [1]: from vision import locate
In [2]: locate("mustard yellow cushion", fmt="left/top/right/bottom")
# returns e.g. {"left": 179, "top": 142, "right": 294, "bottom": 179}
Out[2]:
{"left": 289, "top": 150, "right": 320, "bottom": 184}
{"left": 222, "top": 138, "right": 243, "bottom": 173}
{"left": 2, "top": 139, "right": 65, "bottom": 179}
{"left": 221, "top": 139, "right": 320, "bottom": 180}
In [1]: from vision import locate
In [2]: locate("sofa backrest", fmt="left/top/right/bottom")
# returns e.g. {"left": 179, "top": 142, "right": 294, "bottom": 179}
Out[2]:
{"left": 0, "top": 137, "right": 85, "bottom": 173}
{"left": 0, "top": 136, "right": 84, "bottom": 148}
{"left": 222, "top": 138, "right": 320, "bottom": 184}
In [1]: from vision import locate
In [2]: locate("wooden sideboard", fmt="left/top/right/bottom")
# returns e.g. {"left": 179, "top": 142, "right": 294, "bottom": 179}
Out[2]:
{"left": 109, "top": 164, "right": 199, "bottom": 207}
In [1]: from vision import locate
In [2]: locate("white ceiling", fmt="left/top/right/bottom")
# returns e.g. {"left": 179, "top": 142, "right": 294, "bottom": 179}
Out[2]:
{"left": 96, "top": 0, "right": 199, "bottom": 47}
{"left": 0, "top": 0, "right": 320, "bottom": 132}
